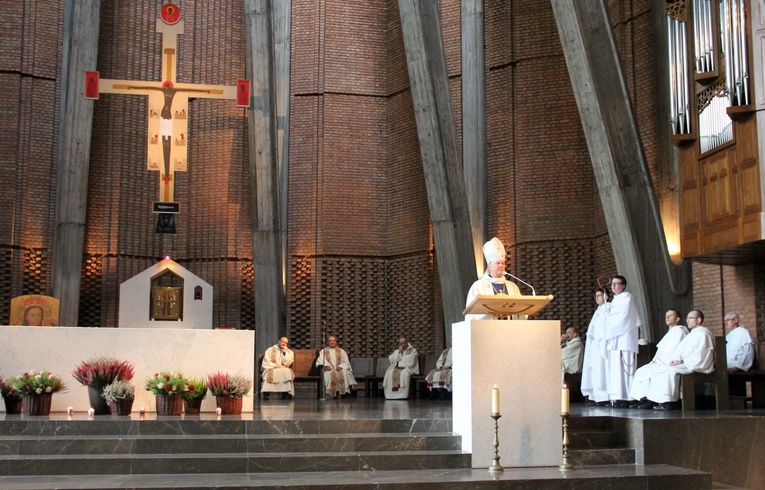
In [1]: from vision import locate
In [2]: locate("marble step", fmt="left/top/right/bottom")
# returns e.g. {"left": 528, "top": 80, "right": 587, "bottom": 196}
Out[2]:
{"left": 567, "top": 429, "right": 622, "bottom": 448}
{"left": 0, "top": 465, "right": 713, "bottom": 489}
{"left": 568, "top": 447, "right": 636, "bottom": 466}
{"left": 0, "top": 418, "right": 451, "bottom": 436}
{"left": 0, "top": 432, "right": 462, "bottom": 455}
{"left": 0, "top": 450, "right": 472, "bottom": 476}
{"left": 566, "top": 415, "right": 615, "bottom": 431}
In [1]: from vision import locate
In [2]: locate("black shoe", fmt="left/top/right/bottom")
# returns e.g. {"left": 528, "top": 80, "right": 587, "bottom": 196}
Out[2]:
{"left": 286, "top": 393, "right": 293, "bottom": 400}
{"left": 628, "top": 400, "right": 642, "bottom": 409}
{"left": 594, "top": 401, "right": 611, "bottom": 407}
{"left": 612, "top": 400, "right": 631, "bottom": 409}
{"left": 638, "top": 400, "right": 657, "bottom": 409}
{"left": 281, "top": 393, "right": 288, "bottom": 400}
{"left": 340, "top": 393, "right": 351, "bottom": 399}
{"left": 262, "top": 392, "right": 270, "bottom": 400}
{"left": 654, "top": 401, "right": 680, "bottom": 411}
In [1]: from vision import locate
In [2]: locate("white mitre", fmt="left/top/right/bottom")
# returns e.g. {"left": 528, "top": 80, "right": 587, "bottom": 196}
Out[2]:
{"left": 483, "top": 237, "right": 505, "bottom": 264}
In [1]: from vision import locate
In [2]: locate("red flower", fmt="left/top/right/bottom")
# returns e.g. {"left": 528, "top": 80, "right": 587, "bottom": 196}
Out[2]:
{"left": 189, "top": 385, "right": 195, "bottom": 391}
{"left": 164, "top": 374, "right": 170, "bottom": 380}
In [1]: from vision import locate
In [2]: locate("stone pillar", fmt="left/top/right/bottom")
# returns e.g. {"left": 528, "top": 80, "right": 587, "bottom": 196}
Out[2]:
{"left": 461, "top": 0, "right": 487, "bottom": 277}
{"left": 52, "top": 0, "right": 102, "bottom": 327}
{"left": 551, "top": 0, "right": 691, "bottom": 341}
{"left": 398, "top": 0, "right": 476, "bottom": 337}
{"left": 244, "top": 0, "right": 284, "bottom": 356}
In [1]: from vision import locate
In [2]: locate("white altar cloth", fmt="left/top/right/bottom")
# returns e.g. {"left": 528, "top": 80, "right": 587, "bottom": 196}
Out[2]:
{"left": 0, "top": 326, "right": 254, "bottom": 413}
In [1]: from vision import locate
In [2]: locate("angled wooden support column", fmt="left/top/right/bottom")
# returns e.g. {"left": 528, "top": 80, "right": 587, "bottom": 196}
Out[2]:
{"left": 245, "top": 0, "right": 284, "bottom": 355}
{"left": 551, "top": 0, "right": 691, "bottom": 341}
{"left": 52, "top": 0, "right": 102, "bottom": 327}
{"left": 398, "top": 0, "right": 475, "bottom": 335}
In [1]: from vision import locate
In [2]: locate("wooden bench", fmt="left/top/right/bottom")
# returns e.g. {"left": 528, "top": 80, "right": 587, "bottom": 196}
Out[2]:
{"left": 681, "top": 336, "right": 729, "bottom": 411}
{"left": 729, "top": 370, "right": 765, "bottom": 409}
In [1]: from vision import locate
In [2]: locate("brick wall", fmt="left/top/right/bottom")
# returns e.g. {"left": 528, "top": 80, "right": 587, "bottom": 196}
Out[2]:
{"left": 2, "top": 0, "right": 760, "bottom": 356}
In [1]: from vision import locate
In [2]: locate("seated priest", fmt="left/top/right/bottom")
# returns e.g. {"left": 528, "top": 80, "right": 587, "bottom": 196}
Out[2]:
{"left": 628, "top": 310, "right": 714, "bottom": 411}
{"left": 725, "top": 312, "right": 755, "bottom": 373}
{"left": 315, "top": 335, "right": 357, "bottom": 399}
{"left": 629, "top": 309, "right": 689, "bottom": 409}
{"left": 261, "top": 337, "right": 295, "bottom": 400}
{"left": 383, "top": 336, "right": 419, "bottom": 399}
{"left": 426, "top": 342, "right": 452, "bottom": 400}
{"left": 561, "top": 327, "right": 584, "bottom": 375}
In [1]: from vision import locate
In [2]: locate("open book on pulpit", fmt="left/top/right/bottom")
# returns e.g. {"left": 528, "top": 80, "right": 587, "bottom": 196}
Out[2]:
{"left": 462, "top": 294, "right": 554, "bottom": 317}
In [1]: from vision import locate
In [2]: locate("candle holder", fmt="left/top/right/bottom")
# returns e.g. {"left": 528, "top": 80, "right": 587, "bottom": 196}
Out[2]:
{"left": 559, "top": 413, "right": 573, "bottom": 470}
{"left": 488, "top": 414, "right": 504, "bottom": 474}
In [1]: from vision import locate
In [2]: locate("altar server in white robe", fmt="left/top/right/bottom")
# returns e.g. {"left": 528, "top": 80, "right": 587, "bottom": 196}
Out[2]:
{"left": 561, "top": 327, "right": 584, "bottom": 375}
{"left": 581, "top": 288, "right": 611, "bottom": 405}
{"left": 315, "top": 335, "right": 357, "bottom": 399}
{"left": 635, "top": 310, "right": 715, "bottom": 410}
{"left": 426, "top": 345, "right": 452, "bottom": 399}
{"left": 604, "top": 275, "right": 642, "bottom": 407}
{"left": 465, "top": 237, "right": 521, "bottom": 321}
{"left": 383, "top": 337, "right": 419, "bottom": 399}
{"left": 629, "top": 309, "right": 689, "bottom": 408}
{"left": 725, "top": 312, "right": 755, "bottom": 373}
{"left": 261, "top": 337, "right": 295, "bottom": 399}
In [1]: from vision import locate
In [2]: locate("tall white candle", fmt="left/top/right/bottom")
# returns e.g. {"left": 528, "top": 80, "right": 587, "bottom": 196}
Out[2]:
{"left": 561, "top": 384, "right": 570, "bottom": 414}
{"left": 492, "top": 385, "right": 500, "bottom": 415}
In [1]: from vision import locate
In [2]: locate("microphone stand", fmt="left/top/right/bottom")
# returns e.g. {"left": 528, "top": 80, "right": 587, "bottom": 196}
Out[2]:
{"left": 504, "top": 272, "right": 536, "bottom": 296}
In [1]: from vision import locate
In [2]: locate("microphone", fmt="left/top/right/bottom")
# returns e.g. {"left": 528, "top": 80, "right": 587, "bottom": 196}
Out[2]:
{"left": 504, "top": 272, "right": 536, "bottom": 296}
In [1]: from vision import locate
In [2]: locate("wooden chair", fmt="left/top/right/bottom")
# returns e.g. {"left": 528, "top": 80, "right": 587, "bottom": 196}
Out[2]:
{"left": 350, "top": 357, "right": 374, "bottom": 396}
{"left": 291, "top": 349, "right": 322, "bottom": 399}
{"left": 681, "top": 336, "right": 729, "bottom": 411}
{"left": 364, "top": 357, "right": 389, "bottom": 397}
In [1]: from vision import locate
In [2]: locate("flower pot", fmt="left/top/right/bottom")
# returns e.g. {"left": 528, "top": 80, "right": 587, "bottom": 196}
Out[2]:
{"left": 4, "top": 397, "right": 22, "bottom": 414}
{"left": 88, "top": 386, "right": 111, "bottom": 415}
{"left": 215, "top": 395, "right": 243, "bottom": 415}
{"left": 22, "top": 393, "right": 53, "bottom": 416}
{"left": 184, "top": 396, "right": 204, "bottom": 415}
{"left": 109, "top": 398, "right": 134, "bottom": 416}
{"left": 155, "top": 394, "right": 183, "bottom": 416}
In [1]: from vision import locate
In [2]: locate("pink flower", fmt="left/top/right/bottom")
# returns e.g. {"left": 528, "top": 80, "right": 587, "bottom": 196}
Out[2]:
{"left": 34, "top": 375, "right": 42, "bottom": 381}
{"left": 45, "top": 386, "right": 52, "bottom": 393}
{"left": 35, "top": 388, "right": 42, "bottom": 394}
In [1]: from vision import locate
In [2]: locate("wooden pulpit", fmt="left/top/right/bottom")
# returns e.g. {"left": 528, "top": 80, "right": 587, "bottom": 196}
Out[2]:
{"left": 463, "top": 294, "right": 554, "bottom": 317}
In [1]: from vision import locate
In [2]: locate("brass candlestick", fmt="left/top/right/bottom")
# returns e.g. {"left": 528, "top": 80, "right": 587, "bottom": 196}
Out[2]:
{"left": 559, "top": 413, "right": 573, "bottom": 470}
{"left": 488, "top": 414, "right": 504, "bottom": 474}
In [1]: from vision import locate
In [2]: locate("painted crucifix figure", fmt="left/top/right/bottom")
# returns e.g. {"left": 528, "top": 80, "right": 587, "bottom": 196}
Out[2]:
{"left": 85, "top": 3, "right": 249, "bottom": 232}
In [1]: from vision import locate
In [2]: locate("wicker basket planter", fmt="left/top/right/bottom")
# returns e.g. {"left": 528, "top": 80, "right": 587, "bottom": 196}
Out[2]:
{"left": 155, "top": 394, "right": 183, "bottom": 416}
{"left": 109, "top": 398, "right": 134, "bottom": 416}
{"left": 22, "top": 393, "right": 53, "bottom": 416}
{"left": 215, "top": 395, "right": 243, "bottom": 415}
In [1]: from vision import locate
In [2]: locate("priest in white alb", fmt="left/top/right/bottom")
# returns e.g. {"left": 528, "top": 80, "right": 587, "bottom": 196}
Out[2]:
{"left": 383, "top": 336, "right": 419, "bottom": 399}
{"left": 561, "top": 327, "right": 584, "bottom": 375}
{"left": 632, "top": 310, "right": 715, "bottom": 411}
{"left": 581, "top": 287, "right": 611, "bottom": 406}
{"left": 315, "top": 335, "right": 357, "bottom": 399}
{"left": 725, "top": 312, "right": 755, "bottom": 373}
{"left": 261, "top": 337, "right": 295, "bottom": 400}
{"left": 629, "top": 309, "right": 689, "bottom": 409}
{"left": 604, "top": 275, "right": 642, "bottom": 408}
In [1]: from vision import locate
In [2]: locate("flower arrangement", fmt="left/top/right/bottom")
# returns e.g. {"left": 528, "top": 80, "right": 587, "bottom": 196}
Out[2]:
{"left": 0, "top": 376, "right": 20, "bottom": 401}
{"left": 183, "top": 376, "right": 208, "bottom": 400}
{"left": 9, "top": 370, "right": 67, "bottom": 396}
{"left": 206, "top": 372, "right": 252, "bottom": 398}
{"left": 144, "top": 371, "right": 189, "bottom": 396}
{"left": 102, "top": 379, "right": 135, "bottom": 404}
{"left": 72, "top": 355, "right": 135, "bottom": 388}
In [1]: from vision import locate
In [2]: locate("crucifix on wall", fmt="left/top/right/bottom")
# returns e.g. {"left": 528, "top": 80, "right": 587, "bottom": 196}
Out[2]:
{"left": 84, "top": 3, "right": 250, "bottom": 233}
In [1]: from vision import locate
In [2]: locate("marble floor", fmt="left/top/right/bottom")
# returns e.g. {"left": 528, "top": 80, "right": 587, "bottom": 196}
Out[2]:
{"left": 0, "top": 399, "right": 761, "bottom": 489}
